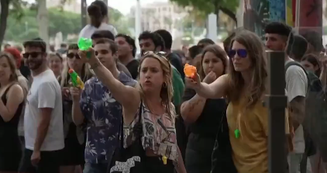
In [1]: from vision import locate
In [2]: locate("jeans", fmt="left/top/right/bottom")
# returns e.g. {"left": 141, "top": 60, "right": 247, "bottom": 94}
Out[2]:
{"left": 83, "top": 162, "right": 108, "bottom": 173}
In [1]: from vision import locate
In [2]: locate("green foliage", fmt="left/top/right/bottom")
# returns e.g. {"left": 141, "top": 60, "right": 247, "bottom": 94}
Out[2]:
{"left": 5, "top": 8, "right": 80, "bottom": 42}
{"left": 170, "top": 0, "right": 239, "bottom": 21}
{"left": 108, "top": 8, "right": 131, "bottom": 35}
{"left": 171, "top": 0, "right": 238, "bottom": 14}
{"left": 4, "top": 7, "right": 131, "bottom": 42}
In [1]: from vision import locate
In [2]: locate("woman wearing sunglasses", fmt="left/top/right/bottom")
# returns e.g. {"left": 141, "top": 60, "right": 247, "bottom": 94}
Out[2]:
{"left": 58, "top": 44, "right": 93, "bottom": 173}
{"left": 186, "top": 30, "right": 290, "bottom": 173}
{"left": 77, "top": 48, "right": 186, "bottom": 173}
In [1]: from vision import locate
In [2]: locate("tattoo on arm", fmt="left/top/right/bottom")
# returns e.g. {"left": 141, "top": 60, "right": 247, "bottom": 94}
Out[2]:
{"left": 187, "top": 96, "right": 206, "bottom": 112}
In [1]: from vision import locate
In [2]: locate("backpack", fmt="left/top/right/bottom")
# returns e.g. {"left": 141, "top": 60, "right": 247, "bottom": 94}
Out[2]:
{"left": 285, "top": 61, "right": 327, "bottom": 160}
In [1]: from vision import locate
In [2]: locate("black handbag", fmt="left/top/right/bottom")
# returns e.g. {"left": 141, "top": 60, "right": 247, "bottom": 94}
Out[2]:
{"left": 108, "top": 102, "right": 146, "bottom": 173}
{"left": 210, "top": 114, "right": 237, "bottom": 173}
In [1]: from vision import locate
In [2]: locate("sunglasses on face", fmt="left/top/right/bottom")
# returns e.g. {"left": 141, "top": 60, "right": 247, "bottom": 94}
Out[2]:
{"left": 23, "top": 52, "right": 42, "bottom": 59}
{"left": 66, "top": 53, "right": 80, "bottom": 59}
{"left": 228, "top": 49, "right": 248, "bottom": 58}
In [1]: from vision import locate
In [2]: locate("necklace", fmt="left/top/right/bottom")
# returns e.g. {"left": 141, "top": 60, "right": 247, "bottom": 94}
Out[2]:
{"left": 235, "top": 112, "right": 242, "bottom": 139}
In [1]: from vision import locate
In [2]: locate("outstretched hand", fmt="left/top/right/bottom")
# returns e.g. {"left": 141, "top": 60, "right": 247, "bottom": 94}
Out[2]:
{"left": 78, "top": 48, "right": 98, "bottom": 66}
{"left": 185, "top": 73, "right": 201, "bottom": 90}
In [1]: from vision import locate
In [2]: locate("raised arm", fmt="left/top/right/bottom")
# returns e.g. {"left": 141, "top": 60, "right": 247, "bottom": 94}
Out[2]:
{"left": 180, "top": 72, "right": 217, "bottom": 123}
{"left": 80, "top": 49, "right": 140, "bottom": 116}
{"left": 186, "top": 74, "right": 229, "bottom": 99}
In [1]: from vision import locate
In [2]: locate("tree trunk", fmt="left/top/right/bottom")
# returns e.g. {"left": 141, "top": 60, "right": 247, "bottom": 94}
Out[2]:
{"left": 0, "top": 0, "right": 10, "bottom": 50}
{"left": 219, "top": 6, "right": 237, "bottom": 25}
{"left": 37, "top": 0, "right": 49, "bottom": 50}
{"left": 81, "top": 0, "right": 87, "bottom": 28}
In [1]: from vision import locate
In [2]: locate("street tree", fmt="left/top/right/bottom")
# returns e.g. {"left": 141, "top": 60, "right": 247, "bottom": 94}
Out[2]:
{"left": 0, "top": 0, "right": 27, "bottom": 49}
{"left": 170, "top": 0, "right": 239, "bottom": 25}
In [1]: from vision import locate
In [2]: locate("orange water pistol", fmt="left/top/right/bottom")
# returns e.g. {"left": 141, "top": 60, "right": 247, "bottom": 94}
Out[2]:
{"left": 184, "top": 63, "right": 197, "bottom": 79}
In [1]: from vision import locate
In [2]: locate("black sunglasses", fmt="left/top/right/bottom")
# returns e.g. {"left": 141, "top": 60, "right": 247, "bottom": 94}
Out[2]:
{"left": 23, "top": 52, "right": 43, "bottom": 59}
{"left": 67, "top": 53, "right": 81, "bottom": 59}
{"left": 228, "top": 49, "right": 248, "bottom": 58}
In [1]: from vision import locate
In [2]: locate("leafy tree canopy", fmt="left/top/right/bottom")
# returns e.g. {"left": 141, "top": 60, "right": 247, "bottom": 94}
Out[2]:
{"left": 170, "top": 0, "right": 239, "bottom": 23}
{"left": 4, "top": 7, "right": 131, "bottom": 42}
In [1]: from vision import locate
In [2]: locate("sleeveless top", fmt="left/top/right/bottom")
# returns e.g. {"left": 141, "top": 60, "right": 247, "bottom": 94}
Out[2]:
{"left": 123, "top": 102, "right": 178, "bottom": 162}
{"left": 0, "top": 84, "right": 24, "bottom": 152}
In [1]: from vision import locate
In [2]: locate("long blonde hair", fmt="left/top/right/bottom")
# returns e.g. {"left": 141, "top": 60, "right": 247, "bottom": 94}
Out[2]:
{"left": 138, "top": 52, "right": 174, "bottom": 118}
{"left": 227, "top": 30, "right": 267, "bottom": 108}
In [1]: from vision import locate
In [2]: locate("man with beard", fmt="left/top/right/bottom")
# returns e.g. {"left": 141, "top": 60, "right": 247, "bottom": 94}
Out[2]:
{"left": 115, "top": 34, "right": 139, "bottom": 79}
{"left": 19, "top": 38, "right": 64, "bottom": 173}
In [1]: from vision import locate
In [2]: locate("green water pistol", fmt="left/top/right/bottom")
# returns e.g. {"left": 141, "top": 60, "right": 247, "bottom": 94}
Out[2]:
{"left": 69, "top": 68, "right": 84, "bottom": 89}
{"left": 77, "top": 37, "right": 93, "bottom": 58}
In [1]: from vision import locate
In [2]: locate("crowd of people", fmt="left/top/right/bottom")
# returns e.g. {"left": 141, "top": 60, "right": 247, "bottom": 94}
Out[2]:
{"left": 0, "top": 1, "right": 327, "bottom": 173}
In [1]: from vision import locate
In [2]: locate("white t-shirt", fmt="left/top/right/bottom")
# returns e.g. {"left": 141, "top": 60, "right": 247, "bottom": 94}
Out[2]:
{"left": 285, "top": 60, "right": 308, "bottom": 153}
{"left": 24, "top": 69, "right": 64, "bottom": 151}
{"left": 79, "top": 23, "right": 118, "bottom": 39}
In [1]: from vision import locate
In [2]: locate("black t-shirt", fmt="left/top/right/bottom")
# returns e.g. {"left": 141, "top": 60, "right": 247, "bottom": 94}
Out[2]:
{"left": 182, "top": 88, "right": 227, "bottom": 138}
{"left": 126, "top": 59, "right": 139, "bottom": 80}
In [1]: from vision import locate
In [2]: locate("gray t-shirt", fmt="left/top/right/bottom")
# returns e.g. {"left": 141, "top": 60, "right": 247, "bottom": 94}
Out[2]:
{"left": 285, "top": 59, "right": 308, "bottom": 153}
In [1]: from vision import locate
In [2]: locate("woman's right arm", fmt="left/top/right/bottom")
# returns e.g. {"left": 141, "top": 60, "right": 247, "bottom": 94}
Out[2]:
{"left": 188, "top": 74, "right": 229, "bottom": 99}
{"left": 72, "top": 99, "right": 84, "bottom": 125}
{"left": 70, "top": 87, "right": 84, "bottom": 125}
{"left": 181, "top": 72, "right": 218, "bottom": 123}
{"left": 180, "top": 93, "right": 206, "bottom": 123}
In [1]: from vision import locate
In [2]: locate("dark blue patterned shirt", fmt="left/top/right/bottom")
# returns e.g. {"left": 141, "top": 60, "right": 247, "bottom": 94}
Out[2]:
{"left": 80, "top": 72, "right": 136, "bottom": 164}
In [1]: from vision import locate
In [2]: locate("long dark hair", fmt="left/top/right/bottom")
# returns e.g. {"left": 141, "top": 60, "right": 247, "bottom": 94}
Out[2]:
{"left": 228, "top": 30, "right": 267, "bottom": 108}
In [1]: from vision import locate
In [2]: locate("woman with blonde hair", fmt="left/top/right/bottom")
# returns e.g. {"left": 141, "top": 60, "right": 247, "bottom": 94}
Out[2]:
{"left": 186, "top": 30, "right": 290, "bottom": 173}
{"left": 58, "top": 44, "right": 93, "bottom": 173}
{"left": 74, "top": 47, "right": 186, "bottom": 173}
{"left": 0, "top": 52, "right": 25, "bottom": 173}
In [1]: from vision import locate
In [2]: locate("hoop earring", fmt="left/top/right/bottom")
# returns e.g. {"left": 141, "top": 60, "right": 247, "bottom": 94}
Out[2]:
{"left": 162, "top": 82, "right": 167, "bottom": 88}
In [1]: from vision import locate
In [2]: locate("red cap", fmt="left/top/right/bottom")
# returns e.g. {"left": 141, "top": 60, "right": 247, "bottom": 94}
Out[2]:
{"left": 4, "top": 47, "right": 22, "bottom": 68}
{"left": 68, "top": 69, "right": 74, "bottom": 73}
